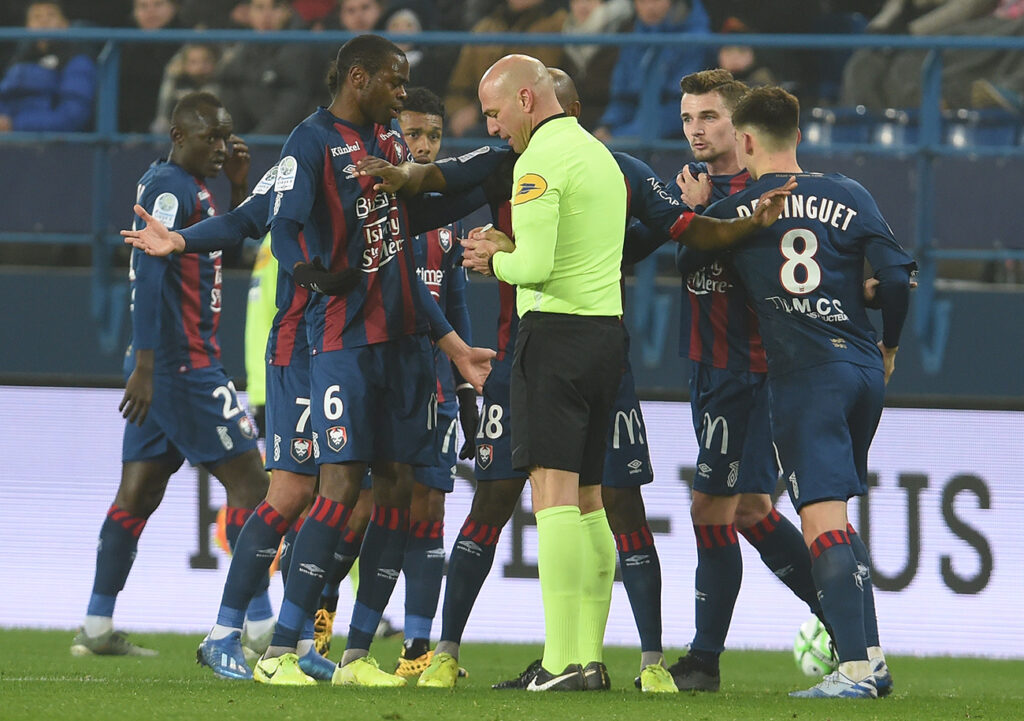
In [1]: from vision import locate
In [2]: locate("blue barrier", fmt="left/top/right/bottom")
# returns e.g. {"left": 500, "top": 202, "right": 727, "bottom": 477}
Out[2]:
{"left": 2, "top": 27, "right": 1024, "bottom": 367}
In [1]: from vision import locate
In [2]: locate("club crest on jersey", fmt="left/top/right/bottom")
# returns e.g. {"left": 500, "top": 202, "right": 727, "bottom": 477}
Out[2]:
{"left": 238, "top": 415, "right": 256, "bottom": 439}
{"left": 291, "top": 437, "right": 312, "bottom": 463}
{"left": 477, "top": 443, "right": 493, "bottom": 469}
{"left": 438, "top": 227, "right": 453, "bottom": 253}
{"left": 513, "top": 174, "right": 547, "bottom": 205}
{"left": 326, "top": 426, "right": 348, "bottom": 452}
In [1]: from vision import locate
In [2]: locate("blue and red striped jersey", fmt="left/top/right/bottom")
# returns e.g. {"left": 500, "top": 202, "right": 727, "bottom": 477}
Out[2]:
{"left": 704, "top": 172, "right": 916, "bottom": 376}
{"left": 128, "top": 159, "right": 223, "bottom": 373}
{"left": 270, "top": 107, "right": 429, "bottom": 353}
{"left": 413, "top": 219, "right": 468, "bottom": 402}
{"left": 673, "top": 163, "right": 767, "bottom": 372}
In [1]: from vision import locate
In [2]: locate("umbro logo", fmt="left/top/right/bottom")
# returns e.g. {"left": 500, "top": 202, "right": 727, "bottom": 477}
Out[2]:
{"left": 774, "top": 564, "right": 794, "bottom": 579}
{"left": 426, "top": 548, "right": 447, "bottom": 559}
{"left": 298, "top": 562, "right": 325, "bottom": 577}
{"left": 624, "top": 553, "right": 650, "bottom": 567}
{"left": 255, "top": 547, "right": 279, "bottom": 558}
{"left": 627, "top": 459, "right": 643, "bottom": 474}
{"left": 377, "top": 568, "right": 400, "bottom": 581}
{"left": 697, "top": 463, "right": 713, "bottom": 477}
{"left": 695, "top": 590, "right": 708, "bottom": 602}
{"left": 457, "top": 540, "right": 482, "bottom": 557}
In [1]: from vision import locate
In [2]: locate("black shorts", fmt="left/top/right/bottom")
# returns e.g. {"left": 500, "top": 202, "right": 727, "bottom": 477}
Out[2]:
{"left": 510, "top": 311, "right": 625, "bottom": 484}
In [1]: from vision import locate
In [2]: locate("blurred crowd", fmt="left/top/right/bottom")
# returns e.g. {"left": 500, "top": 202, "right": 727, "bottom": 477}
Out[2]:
{"left": 1, "top": 0, "right": 1024, "bottom": 137}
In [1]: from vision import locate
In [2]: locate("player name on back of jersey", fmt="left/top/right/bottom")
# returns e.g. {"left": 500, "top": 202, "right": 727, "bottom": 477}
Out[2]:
{"left": 734, "top": 193, "right": 858, "bottom": 232}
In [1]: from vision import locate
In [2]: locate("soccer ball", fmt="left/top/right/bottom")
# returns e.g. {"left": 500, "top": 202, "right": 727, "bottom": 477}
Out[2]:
{"left": 792, "top": 616, "right": 838, "bottom": 677}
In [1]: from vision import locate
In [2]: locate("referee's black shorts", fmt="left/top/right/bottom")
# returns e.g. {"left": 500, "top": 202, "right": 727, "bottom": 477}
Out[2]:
{"left": 510, "top": 311, "right": 626, "bottom": 484}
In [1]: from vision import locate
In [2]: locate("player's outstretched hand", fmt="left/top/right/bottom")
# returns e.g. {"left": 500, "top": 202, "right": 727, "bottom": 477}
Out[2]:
{"left": 354, "top": 157, "right": 410, "bottom": 193}
{"left": 121, "top": 204, "right": 186, "bottom": 256}
{"left": 878, "top": 341, "right": 897, "bottom": 384}
{"left": 456, "top": 387, "right": 479, "bottom": 460}
{"left": 120, "top": 365, "right": 153, "bottom": 426}
{"left": 292, "top": 257, "right": 362, "bottom": 296}
{"left": 450, "top": 347, "right": 495, "bottom": 394}
{"left": 223, "top": 135, "right": 250, "bottom": 186}
{"left": 676, "top": 165, "right": 712, "bottom": 209}
{"left": 752, "top": 175, "right": 797, "bottom": 227}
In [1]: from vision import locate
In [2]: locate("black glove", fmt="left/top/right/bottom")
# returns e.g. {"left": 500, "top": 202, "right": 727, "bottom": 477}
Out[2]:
{"left": 292, "top": 257, "right": 361, "bottom": 296}
{"left": 456, "top": 386, "right": 479, "bottom": 460}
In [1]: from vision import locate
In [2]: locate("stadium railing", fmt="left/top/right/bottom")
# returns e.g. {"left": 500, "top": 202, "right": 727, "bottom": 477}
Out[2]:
{"left": 2, "top": 27, "right": 1024, "bottom": 358}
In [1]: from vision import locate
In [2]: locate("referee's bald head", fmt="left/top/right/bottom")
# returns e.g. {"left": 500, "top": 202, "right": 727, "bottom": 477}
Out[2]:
{"left": 478, "top": 54, "right": 564, "bottom": 152}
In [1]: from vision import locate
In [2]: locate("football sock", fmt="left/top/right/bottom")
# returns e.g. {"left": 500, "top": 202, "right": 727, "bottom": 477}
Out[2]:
{"left": 403, "top": 519, "right": 445, "bottom": 644}
{"left": 615, "top": 523, "right": 664, "bottom": 655}
{"left": 810, "top": 530, "right": 868, "bottom": 663}
{"left": 578, "top": 508, "right": 615, "bottom": 665}
{"left": 536, "top": 505, "right": 583, "bottom": 673}
{"left": 269, "top": 496, "right": 351, "bottom": 653}
{"left": 436, "top": 516, "right": 503, "bottom": 658}
{"left": 691, "top": 523, "right": 742, "bottom": 666}
{"left": 847, "top": 524, "right": 881, "bottom": 648}
{"left": 222, "top": 506, "right": 276, "bottom": 627}
{"left": 296, "top": 618, "right": 316, "bottom": 656}
{"left": 212, "top": 501, "right": 289, "bottom": 636}
{"left": 320, "top": 526, "right": 363, "bottom": 611}
{"left": 278, "top": 520, "right": 300, "bottom": 586}
{"left": 345, "top": 505, "right": 410, "bottom": 652}
{"left": 85, "top": 504, "right": 148, "bottom": 634}
{"left": 740, "top": 508, "right": 823, "bottom": 620}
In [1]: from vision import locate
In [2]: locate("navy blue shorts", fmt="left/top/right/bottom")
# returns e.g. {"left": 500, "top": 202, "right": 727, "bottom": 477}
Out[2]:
{"left": 122, "top": 365, "right": 258, "bottom": 467}
{"left": 414, "top": 399, "right": 458, "bottom": 493}
{"left": 264, "top": 361, "right": 315, "bottom": 475}
{"left": 688, "top": 363, "right": 777, "bottom": 496}
{"left": 473, "top": 355, "right": 528, "bottom": 482}
{"left": 602, "top": 357, "right": 654, "bottom": 488}
{"left": 769, "top": 361, "right": 885, "bottom": 511}
{"left": 310, "top": 335, "right": 437, "bottom": 467}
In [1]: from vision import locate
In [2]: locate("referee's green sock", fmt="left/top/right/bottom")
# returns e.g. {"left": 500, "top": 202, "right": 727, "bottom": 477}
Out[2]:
{"left": 536, "top": 505, "right": 583, "bottom": 673}
{"left": 578, "top": 507, "right": 615, "bottom": 665}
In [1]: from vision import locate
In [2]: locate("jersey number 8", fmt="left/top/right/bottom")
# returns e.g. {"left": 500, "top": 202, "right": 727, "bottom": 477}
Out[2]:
{"left": 780, "top": 228, "right": 821, "bottom": 295}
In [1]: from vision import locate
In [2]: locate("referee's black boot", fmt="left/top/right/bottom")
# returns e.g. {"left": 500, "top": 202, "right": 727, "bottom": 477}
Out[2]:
{"left": 526, "top": 663, "right": 586, "bottom": 692}
{"left": 582, "top": 661, "right": 611, "bottom": 691}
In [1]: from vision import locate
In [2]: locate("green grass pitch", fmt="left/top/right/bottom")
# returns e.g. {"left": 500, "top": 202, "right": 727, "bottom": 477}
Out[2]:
{"left": 1, "top": 629, "right": 1021, "bottom": 721}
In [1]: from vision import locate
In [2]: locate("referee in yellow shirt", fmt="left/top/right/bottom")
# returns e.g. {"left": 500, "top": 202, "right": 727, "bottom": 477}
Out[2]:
{"left": 462, "top": 54, "right": 627, "bottom": 691}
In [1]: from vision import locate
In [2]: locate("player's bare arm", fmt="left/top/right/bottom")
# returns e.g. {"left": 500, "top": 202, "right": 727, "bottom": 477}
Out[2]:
{"left": 224, "top": 134, "right": 250, "bottom": 208}
{"left": 675, "top": 176, "right": 796, "bottom": 251}
{"left": 676, "top": 165, "right": 712, "bottom": 209}
{"left": 460, "top": 225, "right": 512, "bottom": 276}
{"left": 353, "top": 157, "right": 446, "bottom": 195}
{"left": 119, "top": 348, "right": 154, "bottom": 426}
{"left": 121, "top": 203, "right": 186, "bottom": 256}
{"left": 878, "top": 341, "right": 898, "bottom": 385}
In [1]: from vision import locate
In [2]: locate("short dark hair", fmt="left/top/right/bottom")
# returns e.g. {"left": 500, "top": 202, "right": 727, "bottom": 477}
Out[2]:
{"left": 401, "top": 87, "right": 445, "bottom": 120}
{"left": 326, "top": 34, "right": 405, "bottom": 96}
{"left": 679, "top": 69, "right": 748, "bottom": 113}
{"left": 171, "top": 91, "right": 223, "bottom": 128}
{"left": 731, "top": 86, "right": 800, "bottom": 145}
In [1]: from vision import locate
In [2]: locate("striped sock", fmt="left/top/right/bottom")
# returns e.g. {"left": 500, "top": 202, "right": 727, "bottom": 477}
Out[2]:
{"left": 810, "top": 529, "right": 868, "bottom": 663}
{"left": 214, "top": 501, "right": 289, "bottom": 632}
{"left": 740, "top": 508, "right": 822, "bottom": 619}
{"left": 403, "top": 520, "right": 445, "bottom": 643}
{"left": 615, "top": 524, "right": 663, "bottom": 654}
{"left": 691, "top": 523, "right": 742, "bottom": 665}
{"left": 346, "top": 506, "right": 411, "bottom": 652}
{"left": 86, "top": 504, "right": 148, "bottom": 621}
{"left": 270, "top": 496, "right": 351, "bottom": 651}
{"left": 437, "top": 516, "right": 503, "bottom": 651}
